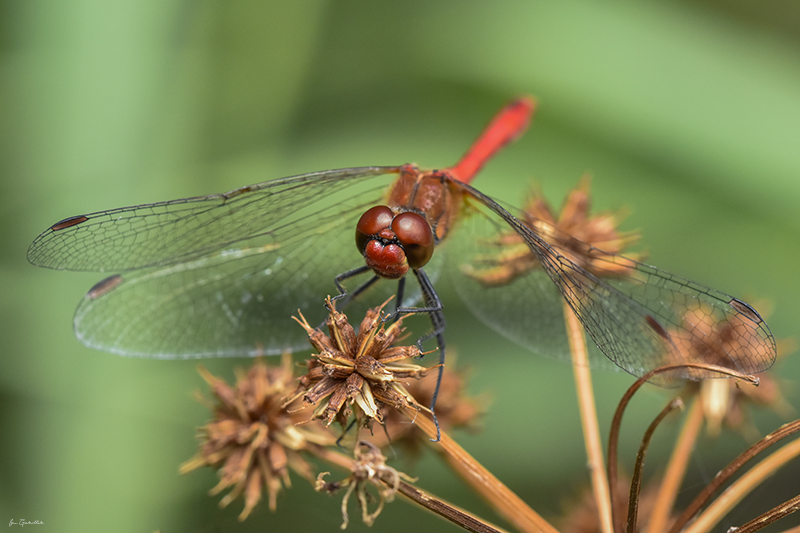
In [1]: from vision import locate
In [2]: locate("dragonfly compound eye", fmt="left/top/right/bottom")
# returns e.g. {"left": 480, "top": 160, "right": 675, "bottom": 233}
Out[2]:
{"left": 392, "top": 211, "right": 434, "bottom": 269}
{"left": 356, "top": 205, "right": 408, "bottom": 279}
{"left": 355, "top": 205, "right": 395, "bottom": 255}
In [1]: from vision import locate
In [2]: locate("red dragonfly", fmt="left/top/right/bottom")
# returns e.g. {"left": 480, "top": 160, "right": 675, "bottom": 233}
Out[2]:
{"left": 28, "top": 98, "right": 776, "bottom": 387}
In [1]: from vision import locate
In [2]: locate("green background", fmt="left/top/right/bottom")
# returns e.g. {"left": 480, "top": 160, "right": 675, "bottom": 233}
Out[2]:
{"left": 3, "top": 1, "right": 800, "bottom": 532}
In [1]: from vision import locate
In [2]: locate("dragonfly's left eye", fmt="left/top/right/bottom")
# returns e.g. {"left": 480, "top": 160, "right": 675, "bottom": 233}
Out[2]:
{"left": 392, "top": 212, "right": 434, "bottom": 269}
{"left": 356, "top": 206, "right": 395, "bottom": 255}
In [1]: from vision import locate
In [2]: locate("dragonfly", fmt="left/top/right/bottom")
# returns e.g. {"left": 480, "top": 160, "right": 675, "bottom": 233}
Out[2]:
{"left": 28, "top": 98, "right": 777, "bottom": 394}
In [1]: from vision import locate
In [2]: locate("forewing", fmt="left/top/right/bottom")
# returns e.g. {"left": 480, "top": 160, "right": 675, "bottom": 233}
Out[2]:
{"left": 32, "top": 167, "right": 417, "bottom": 357}
{"left": 28, "top": 167, "right": 398, "bottom": 271}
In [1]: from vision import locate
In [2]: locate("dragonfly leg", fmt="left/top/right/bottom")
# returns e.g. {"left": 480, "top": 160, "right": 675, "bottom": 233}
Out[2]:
{"left": 336, "top": 266, "right": 446, "bottom": 442}
{"left": 317, "top": 266, "right": 381, "bottom": 330}
{"left": 335, "top": 417, "right": 359, "bottom": 448}
{"left": 387, "top": 268, "right": 445, "bottom": 442}
{"left": 331, "top": 265, "right": 378, "bottom": 309}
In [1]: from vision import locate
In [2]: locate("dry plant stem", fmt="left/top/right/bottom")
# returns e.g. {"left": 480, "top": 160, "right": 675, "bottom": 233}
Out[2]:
{"left": 390, "top": 477, "right": 510, "bottom": 533}
{"left": 401, "top": 404, "right": 560, "bottom": 533}
{"left": 667, "top": 419, "right": 800, "bottom": 533}
{"left": 732, "top": 494, "right": 800, "bottom": 533}
{"left": 645, "top": 398, "right": 704, "bottom": 533}
{"left": 626, "top": 398, "right": 684, "bottom": 533}
{"left": 683, "top": 435, "right": 800, "bottom": 533}
{"left": 607, "top": 364, "right": 757, "bottom": 533}
{"left": 563, "top": 301, "right": 614, "bottom": 533}
{"left": 309, "top": 443, "right": 508, "bottom": 533}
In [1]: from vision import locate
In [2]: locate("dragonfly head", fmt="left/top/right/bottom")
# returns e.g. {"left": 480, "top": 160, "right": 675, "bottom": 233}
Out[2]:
{"left": 355, "top": 205, "right": 434, "bottom": 279}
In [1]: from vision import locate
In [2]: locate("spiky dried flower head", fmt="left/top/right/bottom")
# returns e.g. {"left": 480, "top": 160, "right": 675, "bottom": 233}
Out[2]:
{"left": 316, "top": 441, "right": 415, "bottom": 529}
{"left": 290, "top": 296, "right": 434, "bottom": 434}
{"left": 365, "top": 353, "right": 485, "bottom": 452}
{"left": 674, "top": 302, "right": 795, "bottom": 437}
{"left": 464, "top": 174, "right": 642, "bottom": 286}
{"left": 180, "top": 354, "right": 336, "bottom": 520}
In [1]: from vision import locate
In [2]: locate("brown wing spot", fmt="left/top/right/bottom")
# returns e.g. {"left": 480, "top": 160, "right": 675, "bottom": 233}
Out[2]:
{"left": 729, "top": 298, "right": 763, "bottom": 324}
{"left": 87, "top": 275, "right": 124, "bottom": 299}
{"left": 224, "top": 186, "right": 254, "bottom": 201}
{"left": 645, "top": 315, "right": 670, "bottom": 341}
{"left": 50, "top": 215, "right": 89, "bottom": 231}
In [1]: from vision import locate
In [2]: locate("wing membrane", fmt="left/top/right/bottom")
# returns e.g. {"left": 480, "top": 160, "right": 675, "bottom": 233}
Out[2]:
{"left": 447, "top": 202, "right": 620, "bottom": 371}
{"left": 450, "top": 182, "right": 777, "bottom": 381}
{"left": 74, "top": 225, "right": 386, "bottom": 357}
{"left": 28, "top": 167, "right": 398, "bottom": 271}
{"left": 30, "top": 167, "right": 437, "bottom": 357}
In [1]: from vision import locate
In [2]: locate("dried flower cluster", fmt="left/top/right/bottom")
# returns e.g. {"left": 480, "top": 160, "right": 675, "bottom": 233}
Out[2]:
{"left": 465, "top": 175, "right": 642, "bottom": 286}
{"left": 182, "top": 297, "right": 485, "bottom": 524}
{"left": 560, "top": 478, "right": 669, "bottom": 533}
{"left": 316, "top": 441, "right": 415, "bottom": 529}
{"left": 180, "top": 354, "right": 335, "bottom": 520}
{"left": 290, "top": 297, "right": 433, "bottom": 433}
{"left": 366, "top": 355, "right": 484, "bottom": 452}
{"left": 177, "top": 176, "right": 796, "bottom": 532}
{"left": 672, "top": 302, "right": 795, "bottom": 437}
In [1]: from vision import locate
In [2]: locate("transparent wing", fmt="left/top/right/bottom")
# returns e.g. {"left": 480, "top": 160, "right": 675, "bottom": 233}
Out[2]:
{"left": 447, "top": 202, "right": 620, "bottom": 372}
{"left": 449, "top": 182, "right": 777, "bottom": 382}
{"left": 28, "top": 167, "right": 398, "bottom": 271}
{"left": 30, "top": 166, "right": 449, "bottom": 358}
{"left": 74, "top": 224, "right": 444, "bottom": 358}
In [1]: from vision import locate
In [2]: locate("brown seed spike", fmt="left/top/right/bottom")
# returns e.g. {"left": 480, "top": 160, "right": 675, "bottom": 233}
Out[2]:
{"left": 87, "top": 274, "right": 124, "bottom": 299}
{"left": 645, "top": 315, "right": 670, "bottom": 341}
{"left": 50, "top": 215, "right": 89, "bottom": 231}
{"left": 729, "top": 298, "right": 763, "bottom": 324}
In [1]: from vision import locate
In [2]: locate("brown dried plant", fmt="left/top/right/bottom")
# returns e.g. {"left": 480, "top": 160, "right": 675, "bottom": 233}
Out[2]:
{"left": 181, "top": 180, "right": 799, "bottom": 533}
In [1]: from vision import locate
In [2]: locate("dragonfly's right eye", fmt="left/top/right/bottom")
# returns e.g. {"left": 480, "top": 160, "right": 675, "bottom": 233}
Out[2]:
{"left": 392, "top": 212, "right": 434, "bottom": 269}
{"left": 356, "top": 205, "right": 395, "bottom": 254}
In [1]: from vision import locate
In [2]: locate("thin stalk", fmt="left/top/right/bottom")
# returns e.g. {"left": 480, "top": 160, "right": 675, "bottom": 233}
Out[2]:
{"left": 563, "top": 301, "right": 614, "bottom": 533}
{"left": 668, "top": 419, "right": 800, "bottom": 533}
{"left": 683, "top": 436, "right": 800, "bottom": 533}
{"left": 626, "top": 398, "right": 683, "bottom": 533}
{"left": 732, "top": 494, "right": 800, "bottom": 533}
{"left": 608, "top": 364, "right": 756, "bottom": 533}
{"left": 309, "top": 443, "right": 509, "bottom": 533}
{"left": 645, "top": 397, "right": 704, "bottom": 533}
{"left": 390, "top": 476, "right": 511, "bottom": 533}
{"left": 401, "top": 404, "right": 560, "bottom": 533}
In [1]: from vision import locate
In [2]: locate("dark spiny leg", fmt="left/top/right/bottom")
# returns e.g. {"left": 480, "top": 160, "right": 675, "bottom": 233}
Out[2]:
{"left": 327, "top": 266, "right": 379, "bottom": 318}
{"left": 404, "top": 268, "right": 445, "bottom": 442}
{"left": 320, "top": 266, "right": 380, "bottom": 328}
{"left": 335, "top": 417, "right": 359, "bottom": 448}
{"left": 332, "top": 265, "right": 375, "bottom": 305}
{"left": 392, "top": 276, "right": 406, "bottom": 320}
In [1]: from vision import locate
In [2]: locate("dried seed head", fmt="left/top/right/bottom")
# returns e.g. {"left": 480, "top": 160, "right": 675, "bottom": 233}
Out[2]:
{"left": 366, "top": 354, "right": 484, "bottom": 452}
{"left": 180, "top": 354, "right": 335, "bottom": 520}
{"left": 316, "top": 441, "right": 415, "bottom": 528}
{"left": 674, "top": 302, "right": 796, "bottom": 437}
{"left": 292, "top": 297, "right": 434, "bottom": 434}
{"left": 464, "top": 175, "right": 642, "bottom": 286}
